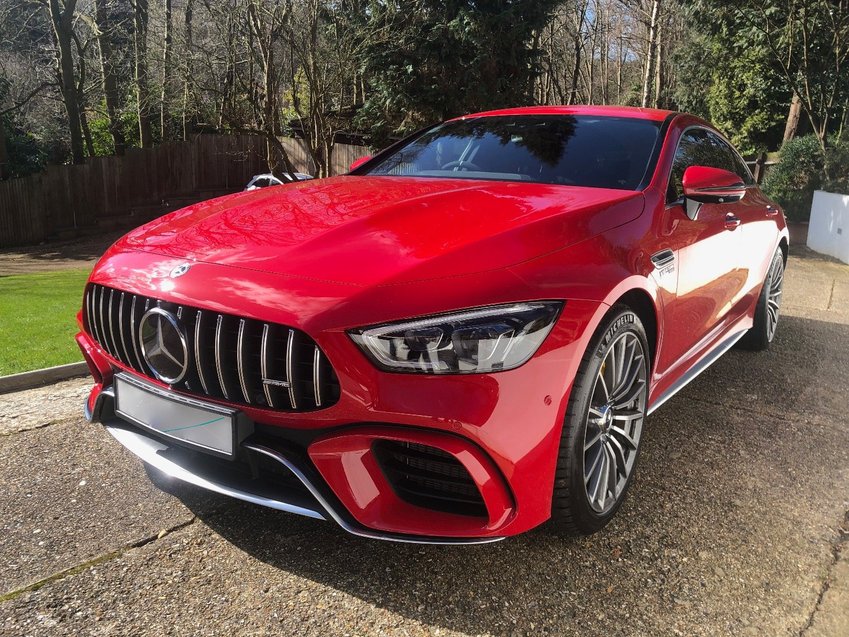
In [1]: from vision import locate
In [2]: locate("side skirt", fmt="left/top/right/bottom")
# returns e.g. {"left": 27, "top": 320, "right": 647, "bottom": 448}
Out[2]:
{"left": 647, "top": 328, "right": 747, "bottom": 415}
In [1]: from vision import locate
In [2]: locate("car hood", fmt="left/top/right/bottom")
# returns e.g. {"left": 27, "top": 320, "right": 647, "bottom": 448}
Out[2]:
{"left": 116, "top": 175, "right": 643, "bottom": 287}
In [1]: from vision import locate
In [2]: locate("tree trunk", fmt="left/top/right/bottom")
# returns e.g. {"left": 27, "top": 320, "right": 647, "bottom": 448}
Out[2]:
{"left": 181, "top": 0, "right": 194, "bottom": 141}
{"left": 74, "top": 33, "right": 95, "bottom": 157}
{"left": 653, "top": 18, "right": 664, "bottom": 108}
{"left": 782, "top": 92, "right": 802, "bottom": 144}
{"left": 617, "top": 35, "right": 624, "bottom": 103}
{"left": 567, "top": 3, "right": 587, "bottom": 105}
{"left": 0, "top": 119, "right": 8, "bottom": 179}
{"left": 641, "top": 0, "right": 660, "bottom": 109}
{"left": 94, "top": 0, "right": 126, "bottom": 154}
{"left": 48, "top": 0, "right": 85, "bottom": 164}
{"left": 160, "top": 0, "right": 173, "bottom": 141}
{"left": 132, "top": 0, "right": 153, "bottom": 148}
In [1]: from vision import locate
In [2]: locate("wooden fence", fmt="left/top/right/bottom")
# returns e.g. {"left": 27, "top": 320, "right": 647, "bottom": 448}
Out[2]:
{"left": 0, "top": 134, "right": 368, "bottom": 249}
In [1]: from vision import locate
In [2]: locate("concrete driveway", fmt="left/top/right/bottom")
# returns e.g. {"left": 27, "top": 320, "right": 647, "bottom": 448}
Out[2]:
{"left": 1, "top": 246, "right": 848, "bottom": 636}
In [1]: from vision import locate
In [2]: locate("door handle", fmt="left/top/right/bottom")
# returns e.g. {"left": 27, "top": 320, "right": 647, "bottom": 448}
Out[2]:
{"left": 765, "top": 205, "right": 779, "bottom": 216}
{"left": 724, "top": 213, "right": 741, "bottom": 230}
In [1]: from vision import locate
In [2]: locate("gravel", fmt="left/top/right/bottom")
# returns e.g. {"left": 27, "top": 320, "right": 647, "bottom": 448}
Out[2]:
{"left": 0, "top": 248, "right": 847, "bottom": 636}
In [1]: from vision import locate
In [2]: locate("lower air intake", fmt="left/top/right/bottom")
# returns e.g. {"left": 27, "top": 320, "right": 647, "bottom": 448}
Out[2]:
{"left": 374, "top": 440, "right": 487, "bottom": 517}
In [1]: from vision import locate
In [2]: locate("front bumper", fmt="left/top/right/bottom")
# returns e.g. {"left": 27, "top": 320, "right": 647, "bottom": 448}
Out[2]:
{"left": 86, "top": 380, "right": 514, "bottom": 544}
{"left": 87, "top": 386, "right": 503, "bottom": 544}
{"left": 77, "top": 288, "right": 605, "bottom": 541}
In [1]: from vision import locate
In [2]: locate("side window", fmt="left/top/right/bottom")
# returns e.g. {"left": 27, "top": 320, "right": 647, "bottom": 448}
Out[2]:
{"left": 704, "top": 130, "right": 755, "bottom": 184}
{"left": 668, "top": 129, "right": 709, "bottom": 202}
{"left": 711, "top": 134, "right": 755, "bottom": 185}
{"left": 667, "top": 128, "right": 752, "bottom": 202}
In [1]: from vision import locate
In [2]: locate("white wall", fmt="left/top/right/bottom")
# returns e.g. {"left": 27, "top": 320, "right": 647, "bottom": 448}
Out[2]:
{"left": 808, "top": 190, "right": 849, "bottom": 264}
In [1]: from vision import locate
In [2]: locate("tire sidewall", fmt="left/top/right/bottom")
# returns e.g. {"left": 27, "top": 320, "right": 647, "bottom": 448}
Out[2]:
{"left": 764, "top": 251, "right": 784, "bottom": 344}
{"left": 561, "top": 308, "right": 650, "bottom": 533}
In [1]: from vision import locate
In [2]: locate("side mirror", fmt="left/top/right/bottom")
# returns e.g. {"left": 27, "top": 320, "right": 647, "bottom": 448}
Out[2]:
{"left": 349, "top": 155, "right": 372, "bottom": 172}
{"left": 681, "top": 166, "right": 746, "bottom": 220}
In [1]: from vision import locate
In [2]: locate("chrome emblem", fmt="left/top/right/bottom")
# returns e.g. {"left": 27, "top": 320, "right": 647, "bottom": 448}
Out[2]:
{"left": 170, "top": 263, "right": 191, "bottom": 278}
{"left": 139, "top": 307, "right": 189, "bottom": 384}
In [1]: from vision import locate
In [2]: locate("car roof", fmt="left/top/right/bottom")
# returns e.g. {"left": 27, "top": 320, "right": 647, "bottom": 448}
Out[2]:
{"left": 453, "top": 104, "right": 676, "bottom": 123}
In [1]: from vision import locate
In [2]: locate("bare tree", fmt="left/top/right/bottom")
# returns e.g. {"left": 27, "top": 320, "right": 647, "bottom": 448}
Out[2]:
{"left": 46, "top": 0, "right": 85, "bottom": 163}
{"left": 160, "top": 0, "right": 172, "bottom": 140}
{"left": 92, "top": 0, "right": 126, "bottom": 154}
{"left": 131, "top": 0, "right": 153, "bottom": 147}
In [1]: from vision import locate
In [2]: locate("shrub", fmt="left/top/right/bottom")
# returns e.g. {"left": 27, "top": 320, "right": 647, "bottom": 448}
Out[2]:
{"left": 763, "top": 135, "right": 849, "bottom": 222}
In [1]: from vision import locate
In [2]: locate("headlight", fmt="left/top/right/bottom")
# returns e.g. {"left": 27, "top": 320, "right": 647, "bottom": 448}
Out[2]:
{"left": 349, "top": 302, "right": 563, "bottom": 374}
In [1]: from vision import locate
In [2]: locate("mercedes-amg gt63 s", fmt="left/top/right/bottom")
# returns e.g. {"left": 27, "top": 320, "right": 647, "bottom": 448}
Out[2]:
{"left": 78, "top": 106, "right": 788, "bottom": 543}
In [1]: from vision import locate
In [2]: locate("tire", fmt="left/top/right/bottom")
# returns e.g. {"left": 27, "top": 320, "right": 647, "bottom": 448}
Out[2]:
{"left": 738, "top": 249, "right": 784, "bottom": 351}
{"left": 550, "top": 306, "right": 650, "bottom": 536}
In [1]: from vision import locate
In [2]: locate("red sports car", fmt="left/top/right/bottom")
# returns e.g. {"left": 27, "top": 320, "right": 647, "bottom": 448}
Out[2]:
{"left": 78, "top": 106, "right": 788, "bottom": 543}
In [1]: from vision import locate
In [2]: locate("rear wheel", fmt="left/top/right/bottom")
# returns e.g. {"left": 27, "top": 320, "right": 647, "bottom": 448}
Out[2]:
{"left": 550, "top": 307, "right": 649, "bottom": 535}
{"left": 739, "top": 249, "right": 784, "bottom": 351}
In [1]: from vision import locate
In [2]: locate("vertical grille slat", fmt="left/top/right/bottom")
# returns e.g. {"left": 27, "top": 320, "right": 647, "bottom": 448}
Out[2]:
{"left": 129, "top": 295, "right": 146, "bottom": 373}
{"left": 117, "top": 292, "right": 133, "bottom": 366}
{"left": 214, "top": 314, "right": 230, "bottom": 400}
{"left": 84, "top": 287, "right": 94, "bottom": 342}
{"left": 194, "top": 310, "right": 211, "bottom": 395}
{"left": 88, "top": 285, "right": 98, "bottom": 344}
{"left": 98, "top": 286, "right": 113, "bottom": 357}
{"left": 260, "top": 323, "right": 276, "bottom": 409}
{"left": 285, "top": 328, "right": 297, "bottom": 410}
{"left": 82, "top": 283, "right": 339, "bottom": 412}
{"left": 313, "top": 346, "right": 322, "bottom": 408}
{"left": 107, "top": 289, "right": 122, "bottom": 363}
{"left": 236, "top": 319, "right": 252, "bottom": 404}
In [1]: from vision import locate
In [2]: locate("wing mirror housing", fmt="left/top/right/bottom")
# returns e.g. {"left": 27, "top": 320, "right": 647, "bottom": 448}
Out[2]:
{"left": 349, "top": 155, "right": 372, "bottom": 172}
{"left": 681, "top": 166, "right": 746, "bottom": 220}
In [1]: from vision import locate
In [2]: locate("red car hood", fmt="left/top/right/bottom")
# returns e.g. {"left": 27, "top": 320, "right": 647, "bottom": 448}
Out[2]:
{"left": 117, "top": 175, "right": 643, "bottom": 287}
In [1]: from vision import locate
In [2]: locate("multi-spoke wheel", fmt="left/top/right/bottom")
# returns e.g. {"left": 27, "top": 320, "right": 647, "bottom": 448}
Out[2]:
{"left": 739, "top": 248, "right": 785, "bottom": 351}
{"left": 551, "top": 306, "right": 650, "bottom": 535}
{"left": 583, "top": 332, "right": 647, "bottom": 514}
{"left": 766, "top": 255, "right": 784, "bottom": 341}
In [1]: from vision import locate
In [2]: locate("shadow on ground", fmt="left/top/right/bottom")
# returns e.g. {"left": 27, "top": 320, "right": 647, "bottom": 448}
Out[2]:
{"left": 146, "top": 313, "right": 849, "bottom": 635}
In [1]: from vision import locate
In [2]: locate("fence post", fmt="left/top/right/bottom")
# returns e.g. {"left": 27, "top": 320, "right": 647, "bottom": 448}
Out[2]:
{"left": 753, "top": 152, "right": 767, "bottom": 184}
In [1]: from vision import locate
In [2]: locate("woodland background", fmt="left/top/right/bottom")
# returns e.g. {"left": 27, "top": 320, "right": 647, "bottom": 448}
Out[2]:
{"left": 0, "top": 0, "right": 848, "bottom": 218}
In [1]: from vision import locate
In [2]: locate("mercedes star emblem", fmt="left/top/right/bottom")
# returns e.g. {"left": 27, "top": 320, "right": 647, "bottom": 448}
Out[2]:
{"left": 138, "top": 307, "right": 189, "bottom": 384}
{"left": 170, "top": 263, "right": 191, "bottom": 278}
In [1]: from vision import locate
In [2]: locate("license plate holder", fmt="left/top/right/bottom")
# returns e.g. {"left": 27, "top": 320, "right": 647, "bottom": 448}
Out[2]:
{"left": 114, "top": 372, "right": 252, "bottom": 459}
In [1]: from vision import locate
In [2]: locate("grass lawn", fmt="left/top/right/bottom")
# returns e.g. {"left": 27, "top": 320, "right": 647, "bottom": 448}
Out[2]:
{"left": 0, "top": 269, "right": 90, "bottom": 376}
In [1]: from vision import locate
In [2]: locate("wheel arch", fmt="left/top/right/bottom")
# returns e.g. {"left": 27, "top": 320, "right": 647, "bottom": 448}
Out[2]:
{"left": 612, "top": 288, "right": 659, "bottom": 370}
{"left": 589, "top": 277, "right": 661, "bottom": 375}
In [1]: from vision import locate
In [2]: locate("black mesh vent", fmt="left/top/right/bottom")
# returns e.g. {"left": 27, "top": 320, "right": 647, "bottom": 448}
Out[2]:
{"left": 374, "top": 440, "right": 487, "bottom": 517}
{"left": 83, "top": 283, "right": 340, "bottom": 412}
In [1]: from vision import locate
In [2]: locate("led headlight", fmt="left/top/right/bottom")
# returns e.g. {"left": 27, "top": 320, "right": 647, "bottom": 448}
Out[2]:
{"left": 349, "top": 302, "right": 563, "bottom": 374}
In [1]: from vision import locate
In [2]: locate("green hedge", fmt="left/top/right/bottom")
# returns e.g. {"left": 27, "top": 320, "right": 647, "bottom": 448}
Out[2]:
{"left": 762, "top": 135, "right": 849, "bottom": 222}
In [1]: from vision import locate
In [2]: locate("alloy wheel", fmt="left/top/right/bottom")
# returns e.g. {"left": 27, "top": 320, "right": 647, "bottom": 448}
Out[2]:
{"left": 582, "top": 332, "right": 648, "bottom": 514}
{"left": 766, "top": 256, "right": 784, "bottom": 342}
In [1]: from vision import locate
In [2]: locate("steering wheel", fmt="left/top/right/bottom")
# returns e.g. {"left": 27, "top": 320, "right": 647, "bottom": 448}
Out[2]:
{"left": 441, "top": 159, "right": 482, "bottom": 172}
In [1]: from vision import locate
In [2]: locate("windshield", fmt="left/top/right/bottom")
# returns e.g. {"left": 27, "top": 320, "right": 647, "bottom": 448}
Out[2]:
{"left": 361, "top": 115, "right": 663, "bottom": 190}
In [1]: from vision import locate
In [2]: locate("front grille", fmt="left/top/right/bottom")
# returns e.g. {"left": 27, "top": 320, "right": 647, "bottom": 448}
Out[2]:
{"left": 83, "top": 283, "right": 340, "bottom": 411}
{"left": 374, "top": 441, "right": 487, "bottom": 517}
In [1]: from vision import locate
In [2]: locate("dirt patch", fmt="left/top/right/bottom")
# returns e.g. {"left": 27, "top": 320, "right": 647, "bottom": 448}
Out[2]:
{"left": 0, "top": 232, "right": 124, "bottom": 276}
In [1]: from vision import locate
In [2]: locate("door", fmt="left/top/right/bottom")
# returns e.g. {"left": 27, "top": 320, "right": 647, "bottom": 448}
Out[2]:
{"left": 656, "top": 128, "right": 748, "bottom": 374}
{"left": 712, "top": 133, "right": 777, "bottom": 302}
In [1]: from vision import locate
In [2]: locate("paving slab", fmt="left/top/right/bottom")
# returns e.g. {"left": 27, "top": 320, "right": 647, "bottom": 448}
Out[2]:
{"left": 806, "top": 535, "right": 849, "bottom": 637}
{"left": 0, "top": 378, "right": 91, "bottom": 436}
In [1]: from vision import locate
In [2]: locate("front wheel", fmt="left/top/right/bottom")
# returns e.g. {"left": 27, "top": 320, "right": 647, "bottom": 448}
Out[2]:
{"left": 550, "top": 307, "right": 650, "bottom": 535}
